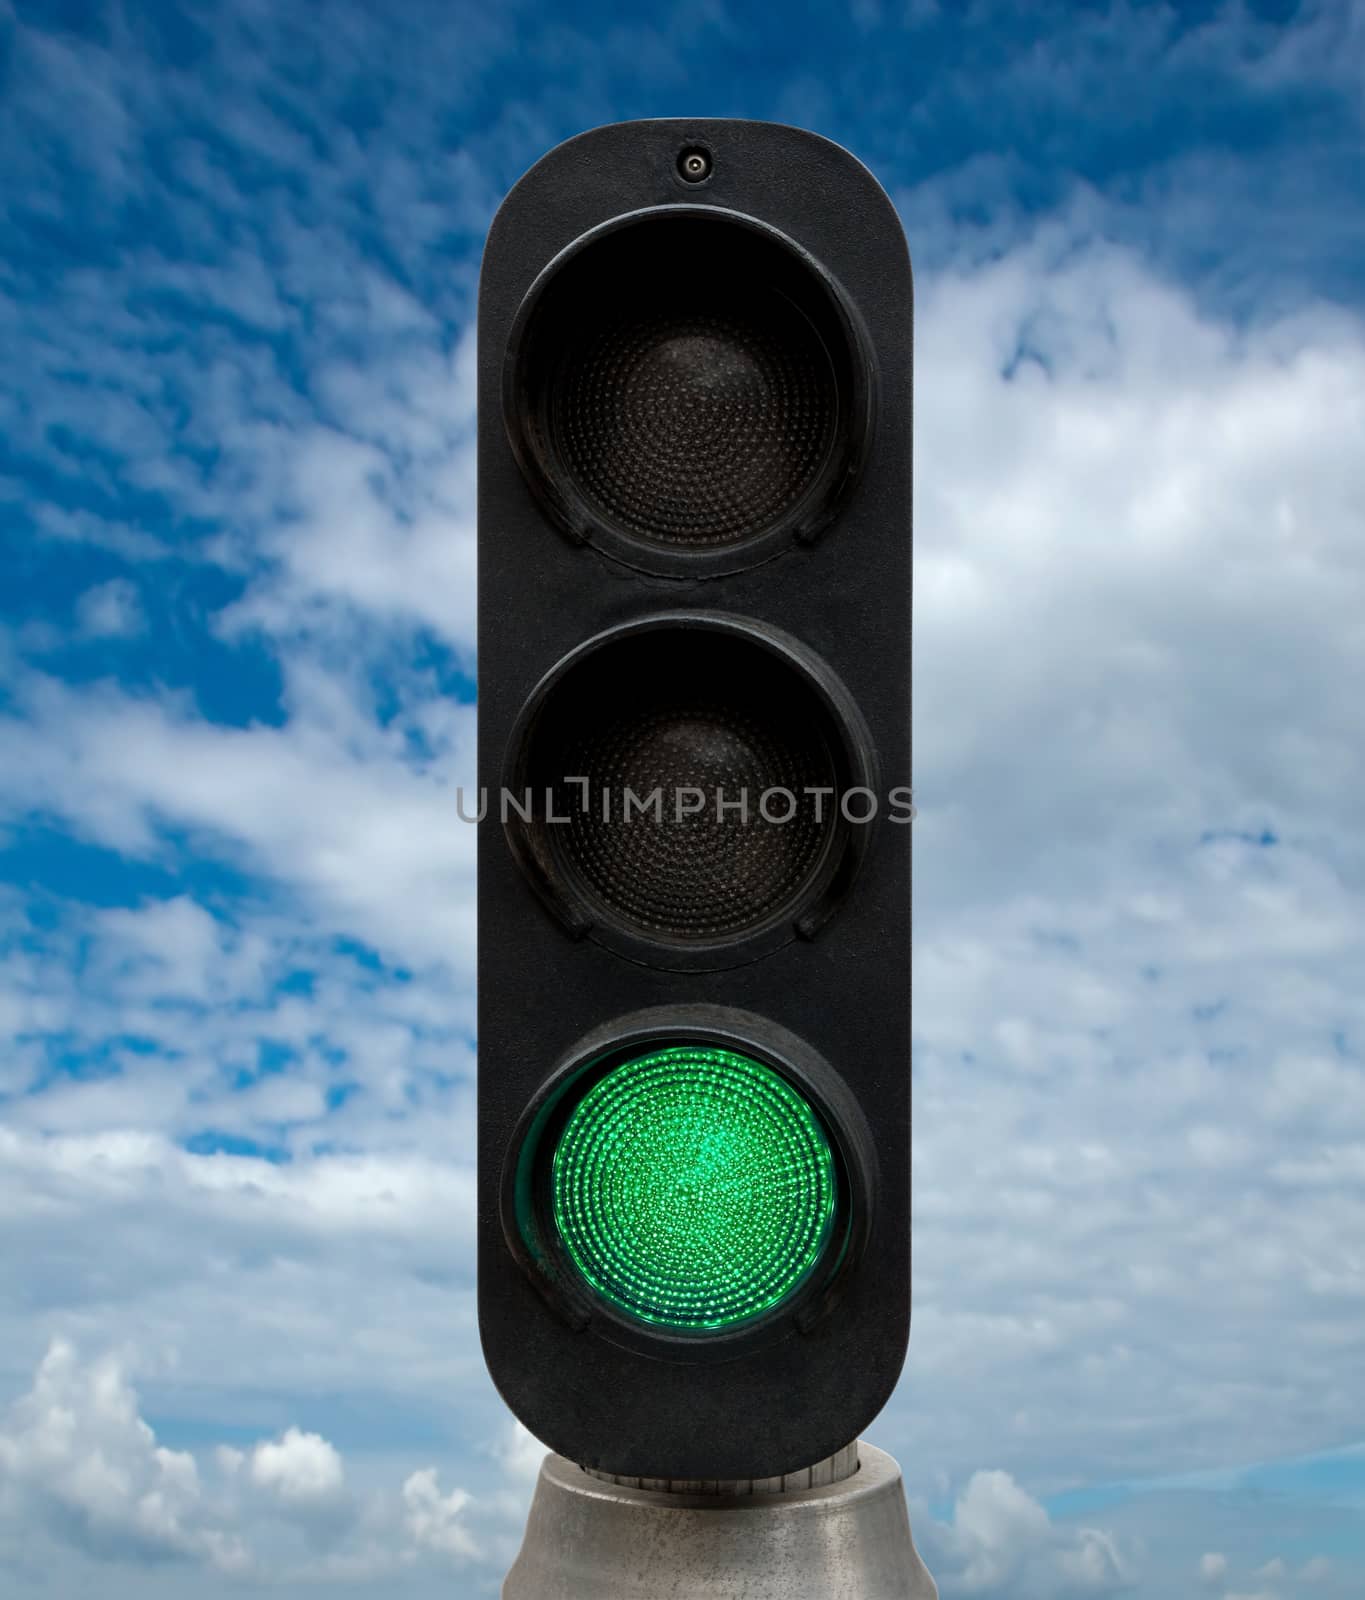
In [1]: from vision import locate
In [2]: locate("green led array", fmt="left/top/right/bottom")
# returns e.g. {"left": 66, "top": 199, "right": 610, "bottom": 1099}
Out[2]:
{"left": 550, "top": 1045, "right": 836, "bottom": 1331}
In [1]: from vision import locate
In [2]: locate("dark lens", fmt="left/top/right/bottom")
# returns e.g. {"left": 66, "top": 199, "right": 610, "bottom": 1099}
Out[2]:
{"left": 520, "top": 628, "right": 847, "bottom": 943}
{"left": 511, "top": 215, "right": 861, "bottom": 555}
{"left": 554, "top": 285, "right": 835, "bottom": 547}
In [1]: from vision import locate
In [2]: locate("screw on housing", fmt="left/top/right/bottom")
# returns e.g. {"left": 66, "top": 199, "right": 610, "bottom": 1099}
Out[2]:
{"left": 678, "top": 147, "right": 712, "bottom": 181}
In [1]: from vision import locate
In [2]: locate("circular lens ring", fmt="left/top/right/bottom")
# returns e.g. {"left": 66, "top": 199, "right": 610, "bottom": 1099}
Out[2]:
{"left": 501, "top": 612, "right": 879, "bottom": 973}
{"left": 503, "top": 206, "right": 874, "bottom": 579}
{"left": 500, "top": 1006, "right": 876, "bottom": 1363}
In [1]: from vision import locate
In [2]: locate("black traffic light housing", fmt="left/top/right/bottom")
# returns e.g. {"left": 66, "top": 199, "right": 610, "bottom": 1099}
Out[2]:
{"left": 477, "top": 118, "right": 912, "bottom": 1481}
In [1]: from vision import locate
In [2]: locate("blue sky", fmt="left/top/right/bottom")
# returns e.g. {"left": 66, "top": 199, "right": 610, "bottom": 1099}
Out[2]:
{"left": 2, "top": 0, "right": 1364, "bottom": 1594}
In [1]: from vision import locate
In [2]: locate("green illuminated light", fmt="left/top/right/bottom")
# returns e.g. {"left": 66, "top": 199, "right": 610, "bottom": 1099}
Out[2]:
{"left": 550, "top": 1045, "right": 836, "bottom": 1331}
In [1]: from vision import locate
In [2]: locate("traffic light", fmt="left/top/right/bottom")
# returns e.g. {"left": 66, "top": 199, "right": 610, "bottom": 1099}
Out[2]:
{"left": 477, "top": 118, "right": 912, "bottom": 1483}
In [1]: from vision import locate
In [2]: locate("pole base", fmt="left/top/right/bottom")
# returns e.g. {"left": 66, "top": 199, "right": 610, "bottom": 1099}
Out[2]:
{"left": 502, "top": 1441, "right": 939, "bottom": 1599}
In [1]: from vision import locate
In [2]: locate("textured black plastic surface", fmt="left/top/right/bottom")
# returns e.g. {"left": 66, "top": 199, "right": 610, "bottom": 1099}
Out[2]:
{"left": 553, "top": 290, "right": 830, "bottom": 545}
{"left": 536, "top": 629, "right": 834, "bottom": 936}
{"left": 510, "top": 616, "right": 870, "bottom": 948}
{"left": 511, "top": 211, "right": 861, "bottom": 554}
{"left": 504, "top": 205, "right": 872, "bottom": 579}
{"left": 478, "top": 118, "right": 913, "bottom": 1481}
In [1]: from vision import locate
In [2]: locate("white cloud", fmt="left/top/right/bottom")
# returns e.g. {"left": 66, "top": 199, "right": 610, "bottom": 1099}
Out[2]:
{"left": 0, "top": 1116, "right": 485, "bottom": 1469}
{"left": 92, "top": 896, "right": 272, "bottom": 1005}
{"left": 918, "top": 1469, "right": 1129, "bottom": 1598}
{"left": 0, "top": 666, "right": 477, "bottom": 975}
{"left": 0, "top": 1339, "right": 248, "bottom": 1572}
{"left": 884, "top": 217, "right": 1365, "bottom": 1505}
{"left": 216, "top": 369, "right": 478, "bottom": 654}
{"left": 494, "top": 1421, "right": 546, "bottom": 1486}
{"left": 1055, "top": 1528, "right": 1127, "bottom": 1591}
{"left": 1201, "top": 1551, "right": 1228, "bottom": 1583}
{"left": 1194, "top": 1546, "right": 1334, "bottom": 1600}
{"left": 247, "top": 1427, "right": 346, "bottom": 1506}
{"left": 75, "top": 578, "right": 145, "bottom": 638}
{"left": 953, "top": 1470, "right": 1051, "bottom": 1592}
{"left": 0, "top": 1341, "right": 510, "bottom": 1587}
{"left": 401, "top": 1468, "right": 478, "bottom": 1559}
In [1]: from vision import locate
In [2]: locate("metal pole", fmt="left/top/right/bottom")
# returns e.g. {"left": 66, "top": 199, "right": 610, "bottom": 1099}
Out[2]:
{"left": 503, "top": 1440, "right": 939, "bottom": 1599}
